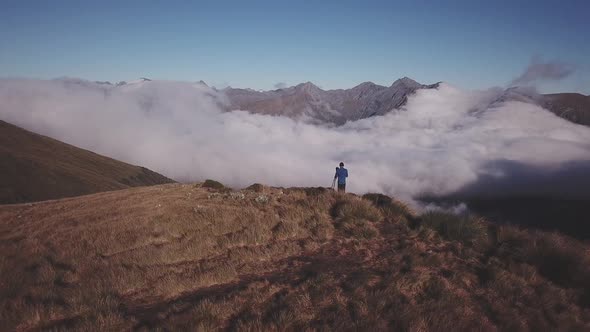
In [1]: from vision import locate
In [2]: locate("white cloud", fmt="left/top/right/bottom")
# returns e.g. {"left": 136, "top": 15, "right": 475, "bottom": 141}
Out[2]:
{"left": 1, "top": 78, "right": 589, "bottom": 207}
{"left": 273, "top": 82, "right": 288, "bottom": 89}
{"left": 511, "top": 56, "right": 575, "bottom": 86}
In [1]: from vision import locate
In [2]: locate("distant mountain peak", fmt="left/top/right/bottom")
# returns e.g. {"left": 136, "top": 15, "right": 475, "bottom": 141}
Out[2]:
{"left": 196, "top": 80, "right": 208, "bottom": 87}
{"left": 116, "top": 78, "right": 153, "bottom": 86}
{"left": 297, "top": 81, "right": 319, "bottom": 88}
{"left": 349, "top": 82, "right": 386, "bottom": 99}
{"left": 391, "top": 77, "right": 421, "bottom": 88}
{"left": 295, "top": 81, "right": 322, "bottom": 94}
{"left": 355, "top": 81, "right": 378, "bottom": 88}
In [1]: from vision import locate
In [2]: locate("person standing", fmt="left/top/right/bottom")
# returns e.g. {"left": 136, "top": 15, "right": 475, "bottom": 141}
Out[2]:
{"left": 334, "top": 162, "right": 348, "bottom": 192}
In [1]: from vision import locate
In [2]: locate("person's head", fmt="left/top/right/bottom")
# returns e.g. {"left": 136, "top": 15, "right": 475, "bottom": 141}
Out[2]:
{"left": 339, "top": 162, "right": 344, "bottom": 167}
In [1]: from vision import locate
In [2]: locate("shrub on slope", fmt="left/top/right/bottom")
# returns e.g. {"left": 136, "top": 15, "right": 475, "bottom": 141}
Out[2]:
{"left": 201, "top": 179, "right": 227, "bottom": 191}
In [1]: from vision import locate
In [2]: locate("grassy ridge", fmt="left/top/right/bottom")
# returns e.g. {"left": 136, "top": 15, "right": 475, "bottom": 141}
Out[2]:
{"left": 0, "top": 120, "right": 173, "bottom": 204}
{"left": 1, "top": 183, "right": 589, "bottom": 330}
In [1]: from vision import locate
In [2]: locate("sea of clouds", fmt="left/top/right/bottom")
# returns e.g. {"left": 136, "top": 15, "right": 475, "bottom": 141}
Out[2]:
{"left": 1, "top": 76, "right": 589, "bottom": 206}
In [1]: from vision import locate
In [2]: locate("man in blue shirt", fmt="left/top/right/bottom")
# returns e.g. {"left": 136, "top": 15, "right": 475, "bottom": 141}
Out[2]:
{"left": 334, "top": 162, "right": 348, "bottom": 192}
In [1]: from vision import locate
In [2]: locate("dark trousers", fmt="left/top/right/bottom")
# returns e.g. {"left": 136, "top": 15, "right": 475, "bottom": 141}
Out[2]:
{"left": 337, "top": 183, "right": 346, "bottom": 192}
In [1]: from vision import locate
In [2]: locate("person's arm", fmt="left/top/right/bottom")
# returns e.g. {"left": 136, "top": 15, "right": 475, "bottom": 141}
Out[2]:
{"left": 345, "top": 169, "right": 348, "bottom": 178}
{"left": 334, "top": 167, "right": 338, "bottom": 179}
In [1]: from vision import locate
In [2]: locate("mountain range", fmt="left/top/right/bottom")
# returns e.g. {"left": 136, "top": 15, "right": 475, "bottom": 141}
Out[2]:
{"left": 224, "top": 77, "right": 441, "bottom": 124}
{"left": 90, "top": 77, "right": 590, "bottom": 127}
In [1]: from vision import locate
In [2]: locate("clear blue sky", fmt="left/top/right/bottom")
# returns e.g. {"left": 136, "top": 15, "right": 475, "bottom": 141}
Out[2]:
{"left": 1, "top": 0, "right": 589, "bottom": 93}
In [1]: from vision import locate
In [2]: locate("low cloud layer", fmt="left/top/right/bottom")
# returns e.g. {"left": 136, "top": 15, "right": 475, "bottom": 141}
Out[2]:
{"left": 511, "top": 57, "right": 575, "bottom": 86}
{"left": 1, "top": 78, "right": 590, "bottom": 206}
{"left": 274, "top": 82, "right": 288, "bottom": 89}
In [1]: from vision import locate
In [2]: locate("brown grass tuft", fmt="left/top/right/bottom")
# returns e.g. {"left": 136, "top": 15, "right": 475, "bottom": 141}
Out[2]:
{"left": 362, "top": 193, "right": 417, "bottom": 226}
{"left": 419, "top": 211, "right": 487, "bottom": 245}
{"left": 331, "top": 195, "right": 382, "bottom": 239}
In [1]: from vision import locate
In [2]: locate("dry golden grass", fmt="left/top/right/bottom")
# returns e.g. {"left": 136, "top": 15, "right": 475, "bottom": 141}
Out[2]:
{"left": 1, "top": 183, "right": 589, "bottom": 331}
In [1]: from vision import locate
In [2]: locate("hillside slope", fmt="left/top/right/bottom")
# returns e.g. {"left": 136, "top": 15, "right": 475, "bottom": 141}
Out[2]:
{"left": 543, "top": 93, "right": 590, "bottom": 127}
{"left": 0, "top": 120, "right": 173, "bottom": 204}
{"left": 1, "top": 183, "right": 589, "bottom": 330}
